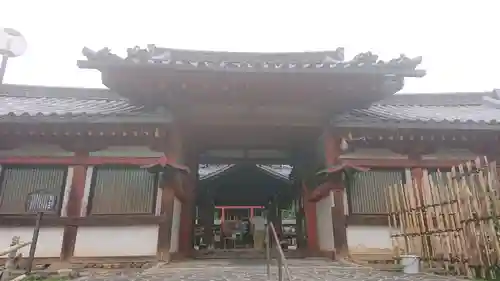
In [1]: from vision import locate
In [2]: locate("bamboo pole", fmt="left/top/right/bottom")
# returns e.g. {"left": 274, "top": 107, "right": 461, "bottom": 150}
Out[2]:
{"left": 395, "top": 181, "right": 413, "bottom": 254}
{"left": 386, "top": 184, "right": 401, "bottom": 263}
{"left": 420, "top": 170, "right": 435, "bottom": 270}
{"left": 410, "top": 174, "right": 434, "bottom": 269}
{"left": 387, "top": 158, "right": 500, "bottom": 279}
{"left": 425, "top": 169, "right": 452, "bottom": 273}
{"left": 463, "top": 161, "right": 493, "bottom": 278}
{"left": 473, "top": 157, "right": 500, "bottom": 278}
{"left": 436, "top": 169, "right": 469, "bottom": 276}
{"left": 446, "top": 170, "right": 473, "bottom": 278}
{"left": 455, "top": 163, "right": 485, "bottom": 278}
{"left": 400, "top": 179, "right": 418, "bottom": 255}
{"left": 0, "top": 242, "right": 31, "bottom": 257}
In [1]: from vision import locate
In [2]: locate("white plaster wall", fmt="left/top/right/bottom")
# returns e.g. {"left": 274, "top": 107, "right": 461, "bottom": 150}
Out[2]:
{"left": 315, "top": 192, "right": 334, "bottom": 251}
{"left": 89, "top": 146, "right": 164, "bottom": 157}
{"left": 347, "top": 225, "right": 396, "bottom": 249}
{"left": 0, "top": 227, "right": 64, "bottom": 257}
{"left": 0, "top": 144, "right": 74, "bottom": 157}
{"left": 169, "top": 197, "right": 182, "bottom": 253}
{"left": 74, "top": 226, "right": 159, "bottom": 257}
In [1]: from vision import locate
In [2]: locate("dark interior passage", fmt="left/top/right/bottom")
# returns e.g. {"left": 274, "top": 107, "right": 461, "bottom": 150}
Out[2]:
{"left": 194, "top": 164, "right": 301, "bottom": 256}
{"left": 198, "top": 164, "right": 291, "bottom": 206}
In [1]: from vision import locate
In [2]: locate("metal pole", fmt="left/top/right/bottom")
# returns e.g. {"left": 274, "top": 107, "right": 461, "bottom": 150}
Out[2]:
{"left": 0, "top": 55, "right": 9, "bottom": 85}
{"left": 0, "top": 55, "right": 8, "bottom": 85}
{"left": 26, "top": 212, "right": 43, "bottom": 273}
{"left": 278, "top": 255, "right": 283, "bottom": 281}
{"left": 265, "top": 224, "right": 271, "bottom": 280}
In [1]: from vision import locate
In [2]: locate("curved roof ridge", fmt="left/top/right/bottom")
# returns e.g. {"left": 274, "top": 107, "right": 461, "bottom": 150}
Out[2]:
{"left": 1, "top": 84, "right": 123, "bottom": 100}
{"left": 377, "top": 91, "right": 493, "bottom": 106}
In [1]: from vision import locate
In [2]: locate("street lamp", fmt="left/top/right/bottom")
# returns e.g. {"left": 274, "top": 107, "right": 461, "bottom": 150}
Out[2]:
{"left": 0, "top": 27, "right": 27, "bottom": 84}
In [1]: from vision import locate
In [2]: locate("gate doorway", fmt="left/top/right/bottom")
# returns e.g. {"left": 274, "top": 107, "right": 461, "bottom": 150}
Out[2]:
{"left": 193, "top": 164, "right": 303, "bottom": 259}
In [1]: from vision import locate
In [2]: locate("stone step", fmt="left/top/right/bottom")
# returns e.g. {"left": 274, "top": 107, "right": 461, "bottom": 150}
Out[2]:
{"left": 193, "top": 249, "right": 304, "bottom": 260}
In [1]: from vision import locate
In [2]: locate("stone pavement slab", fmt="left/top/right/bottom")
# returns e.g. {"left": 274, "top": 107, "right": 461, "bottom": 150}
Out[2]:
{"left": 76, "top": 259, "right": 469, "bottom": 281}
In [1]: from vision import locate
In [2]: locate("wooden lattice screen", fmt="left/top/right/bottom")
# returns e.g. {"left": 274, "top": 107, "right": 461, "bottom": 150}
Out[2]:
{"left": 88, "top": 165, "right": 158, "bottom": 215}
{"left": 349, "top": 169, "right": 405, "bottom": 214}
{"left": 0, "top": 165, "right": 67, "bottom": 214}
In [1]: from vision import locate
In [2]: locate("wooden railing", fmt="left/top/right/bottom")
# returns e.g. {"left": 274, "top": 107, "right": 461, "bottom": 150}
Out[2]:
{"left": 265, "top": 222, "right": 292, "bottom": 281}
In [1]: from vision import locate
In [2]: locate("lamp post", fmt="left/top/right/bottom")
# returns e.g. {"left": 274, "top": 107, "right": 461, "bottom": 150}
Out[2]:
{"left": 0, "top": 27, "right": 27, "bottom": 84}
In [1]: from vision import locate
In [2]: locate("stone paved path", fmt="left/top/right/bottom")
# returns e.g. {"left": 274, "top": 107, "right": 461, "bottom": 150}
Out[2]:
{"left": 77, "top": 259, "right": 468, "bottom": 281}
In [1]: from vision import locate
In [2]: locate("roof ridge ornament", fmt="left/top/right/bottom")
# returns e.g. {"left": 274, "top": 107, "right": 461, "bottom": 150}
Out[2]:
{"left": 493, "top": 89, "right": 500, "bottom": 99}
{"left": 388, "top": 54, "right": 423, "bottom": 70}
{"left": 482, "top": 95, "right": 500, "bottom": 109}
{"left": 322, "top": 47, "right": 344, "bottom": 63}
{"left": 82, "top": 47, "right": 122, "bottom": 62}
{"left": 79, "top": 46, "right": 425, "bottom": 77}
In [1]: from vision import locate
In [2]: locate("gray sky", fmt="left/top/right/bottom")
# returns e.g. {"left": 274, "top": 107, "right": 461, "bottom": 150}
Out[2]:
{"left": 1, "top": 0, "right": 498, "bottom": 93}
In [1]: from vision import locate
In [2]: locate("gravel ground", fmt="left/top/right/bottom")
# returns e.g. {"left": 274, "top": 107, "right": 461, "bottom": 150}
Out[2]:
{"left": 75, "top": 259, "right": 468, "bottom": 281}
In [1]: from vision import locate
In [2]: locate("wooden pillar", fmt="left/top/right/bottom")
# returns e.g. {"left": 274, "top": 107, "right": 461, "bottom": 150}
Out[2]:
{"left": 178, "top": 149, "right": 198, "bottom": 256}
{"left": 61, "top": 151, "right": 88, "bottom": 261}
{"left": 323, "top": 129, "right": 348, "bottom": 258}
{"left": 294, "top": 148, "right": 320, "bottom": 255}
{"left": 157, "top": 128, "right": 184, "bottom": 261}
{"left": 303, "top": 183, "right": 319, "bottom": 253}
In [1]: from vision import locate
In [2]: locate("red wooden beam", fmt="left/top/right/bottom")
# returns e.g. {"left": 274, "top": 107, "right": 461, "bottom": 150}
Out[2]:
{"left": 342, "top": 158, "right": 465, "bottom": 168}
{"left": 215, "top": 206, "right": 264, "bottom": 209}
{"left": 0, "top": 156, "right": 160, "bottom": 165}
{"left": 301, "top": 182, "right": 319, "bottom": 254}
{"left": 0, "top": 156, "right": 469, "bottom": 168}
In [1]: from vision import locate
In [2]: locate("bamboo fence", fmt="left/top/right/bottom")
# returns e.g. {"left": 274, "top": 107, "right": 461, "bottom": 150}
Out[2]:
{"left": 386, "top": 157, "right": 500, "bottom": 279}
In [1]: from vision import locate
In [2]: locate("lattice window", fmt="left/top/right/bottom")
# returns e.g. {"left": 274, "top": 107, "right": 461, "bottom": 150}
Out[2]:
{"left": 0, "top": 165, "right": 67, "bottom": 214}
{"left": 88, "top": 165, "right": 158, "bottom": 215}
{"left": 348, "top": 169, "right": 406, "bottom": 214}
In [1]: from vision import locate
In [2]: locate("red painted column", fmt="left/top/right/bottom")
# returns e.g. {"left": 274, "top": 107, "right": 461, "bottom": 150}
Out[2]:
{"left": 178, "top": 150, "right": 198, "bottom": 256}
{"left": 68, "top": 151, "right": 88, "bottom": 216}
{"left": 409, "top": 154, "right": 424, "bottom": 197}
{"left": 179, "top": 198, "right": 192, "bottom": 255}
{"left": 157, "top": 128, "right": 184, "bottom": 261}
{"left": 323, "top": 129, "right": 348, "bottom": 258}
{"left": 61, "top": 151, "right": 88, "bottom": 261}
{"left": 303, "top": 183, "right": 319, "bottom": 254}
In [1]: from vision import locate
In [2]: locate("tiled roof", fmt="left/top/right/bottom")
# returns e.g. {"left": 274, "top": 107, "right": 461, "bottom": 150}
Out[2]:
{"left": 0, "top": 96, "right": 135, "bottom": 116}
{"left": 0, "top": 84, "right": 171, "bottom": 123}
{"left": 335, "top": 91, "right": 500, "bottom": 130}
{"left": 1, "top": 84, "right": 500, "bottom": 130}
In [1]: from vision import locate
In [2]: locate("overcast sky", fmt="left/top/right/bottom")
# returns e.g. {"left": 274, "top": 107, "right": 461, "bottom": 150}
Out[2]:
{"left": 1, "top": 0, "right": 498, "bottom": 93}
